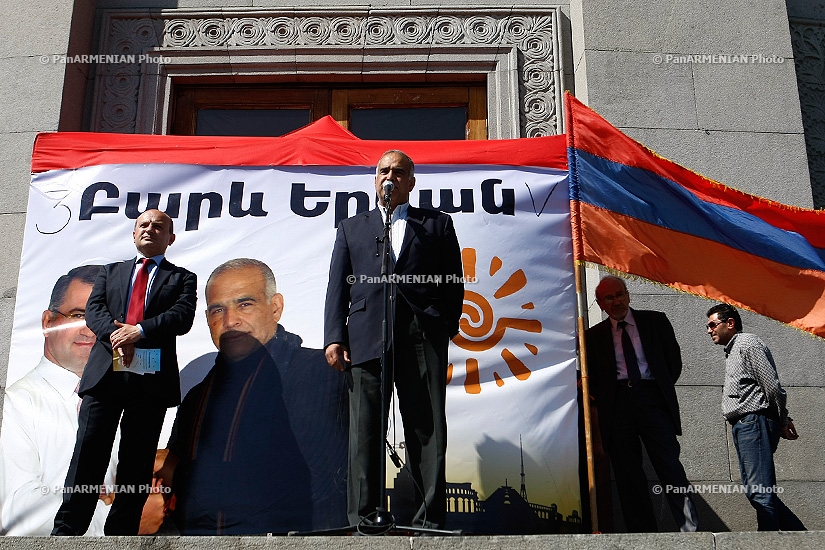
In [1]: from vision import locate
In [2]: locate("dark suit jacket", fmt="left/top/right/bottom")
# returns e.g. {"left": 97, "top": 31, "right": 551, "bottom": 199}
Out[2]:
{"left": 80, "top": 257, "right": 197, "bottom": 406}
{"left": 324, "top": 205, "right": 464, "bottom": 365}
{"left": 585, "top": 308, "right": 683, "bottom": 440}
{"left": 169, "top": 326, "right": 348, "bottom": 534}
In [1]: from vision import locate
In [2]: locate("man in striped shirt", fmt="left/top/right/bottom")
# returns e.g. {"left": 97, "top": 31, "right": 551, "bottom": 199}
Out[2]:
{"left": 706, "top": 303, "right": 805, "bottom": 531}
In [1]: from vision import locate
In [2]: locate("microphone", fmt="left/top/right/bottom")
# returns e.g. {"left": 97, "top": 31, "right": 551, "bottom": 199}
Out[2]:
{"left": 382, "top": 181, "right": 394, "bottom": 212}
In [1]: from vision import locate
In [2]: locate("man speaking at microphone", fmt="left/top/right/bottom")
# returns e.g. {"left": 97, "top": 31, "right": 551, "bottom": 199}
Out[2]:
{"left": 324, "top": 150, "right": 464, "bottom": 529}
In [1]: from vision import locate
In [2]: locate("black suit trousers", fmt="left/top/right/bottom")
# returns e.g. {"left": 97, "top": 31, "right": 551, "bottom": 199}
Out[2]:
{"left": 52, "top": 372, "right": 167, "bottom": 535}
{"left": 608, "top": 382, "right": 696, "bottom": 532}
{"left": 347, "top": 298, "right": 448, "bottom": 529}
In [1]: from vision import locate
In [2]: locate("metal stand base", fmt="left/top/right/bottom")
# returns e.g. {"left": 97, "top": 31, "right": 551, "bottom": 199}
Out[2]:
{"left": 288, "top": 510, "right": 462, "bottom": 537}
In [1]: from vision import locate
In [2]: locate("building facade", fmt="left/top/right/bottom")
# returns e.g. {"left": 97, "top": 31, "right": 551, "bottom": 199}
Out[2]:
{"left": 1, "top": 0, "right": 823, "bottom": 532}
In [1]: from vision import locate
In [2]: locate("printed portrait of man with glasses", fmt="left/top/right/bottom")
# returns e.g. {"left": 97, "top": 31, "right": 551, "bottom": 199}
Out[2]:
{"left": 0, "top": 265, "right": 117, "bottom": 536}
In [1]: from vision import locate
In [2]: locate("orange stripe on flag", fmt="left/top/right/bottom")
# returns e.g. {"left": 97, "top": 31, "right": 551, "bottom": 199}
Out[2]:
{"left": 577, "top": 201, "right": 825, "bottom": 337}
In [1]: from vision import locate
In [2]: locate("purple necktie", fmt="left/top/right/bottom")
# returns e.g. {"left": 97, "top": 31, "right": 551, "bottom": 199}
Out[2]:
{"left": 618, "top": 320, "right": 641, "bottom": 383}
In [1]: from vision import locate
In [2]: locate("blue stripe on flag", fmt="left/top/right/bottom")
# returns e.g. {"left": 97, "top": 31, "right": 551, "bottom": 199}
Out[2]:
{"left": 571, "top": 149, "right": 825, "bottom": 271}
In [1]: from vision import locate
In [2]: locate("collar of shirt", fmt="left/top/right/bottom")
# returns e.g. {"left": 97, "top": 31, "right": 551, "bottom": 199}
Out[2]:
{"left": 378, "top": 202, "right": 409, "bottom": 260}
{"left": 137, "top": 253, "right": 165, "bottom": 267}
{"left": 723, "top": 331, "right": 740, "bottom": 357}
{"left": 37, "top": 356, "right": 82, "bottom": 403}
{"left": 378, "top": 201, "right": 409, "bottom": 223}
{"left": 609, "top": 308, "right": 636, "bottom": 332}
{"left": 133, "top": 253, "right": 164, "bottom": 283}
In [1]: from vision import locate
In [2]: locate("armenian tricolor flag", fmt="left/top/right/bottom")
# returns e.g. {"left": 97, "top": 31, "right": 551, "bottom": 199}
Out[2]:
{"left": 566, "top": 92, "right": 825, "bottom": 338}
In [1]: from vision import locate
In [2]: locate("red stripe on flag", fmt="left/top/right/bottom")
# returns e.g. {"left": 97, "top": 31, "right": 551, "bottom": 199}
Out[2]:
{"left": 565, "top": 93, "right": 825, "bottom": 249}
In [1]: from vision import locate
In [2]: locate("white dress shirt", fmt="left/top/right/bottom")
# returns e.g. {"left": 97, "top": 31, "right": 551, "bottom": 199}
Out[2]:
{"left": 609, "top": 309, "right": 654, "bottom": 380}
{"left": 378, "top": 202, "right": 409, "bottom": 261}
{"left": 0, "top": 357, "right": 116, "bottom": 535}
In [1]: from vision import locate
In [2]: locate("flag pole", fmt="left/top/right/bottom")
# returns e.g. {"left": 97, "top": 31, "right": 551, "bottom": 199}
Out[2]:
{"left": 575, "top": 261, "right": 600, "bottom": 533}
{"left": 565, "top": 91, "right": 599, "bottom": 532}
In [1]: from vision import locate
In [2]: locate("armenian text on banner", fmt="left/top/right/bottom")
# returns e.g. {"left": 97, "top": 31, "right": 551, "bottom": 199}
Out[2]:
{"left": 1, "top": 119, "right": 583, "bottom": 535}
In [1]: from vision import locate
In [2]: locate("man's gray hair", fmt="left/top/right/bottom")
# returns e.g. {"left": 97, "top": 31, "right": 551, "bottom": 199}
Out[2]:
{"left": 206, "top": 258, "right": 278, "bottom": 300}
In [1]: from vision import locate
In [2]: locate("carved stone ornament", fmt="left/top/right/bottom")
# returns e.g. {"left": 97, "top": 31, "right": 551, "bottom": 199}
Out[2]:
{"left": 91, "top": 9, "right": 563, "bottom": 138}
{"left": 791, "top": 19, "right": 825, "bottom": 208}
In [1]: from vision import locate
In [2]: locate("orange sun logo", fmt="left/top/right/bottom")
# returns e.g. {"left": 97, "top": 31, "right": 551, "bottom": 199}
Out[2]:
{"left": 448, "top": 248, "right": 542, "bottom": 394}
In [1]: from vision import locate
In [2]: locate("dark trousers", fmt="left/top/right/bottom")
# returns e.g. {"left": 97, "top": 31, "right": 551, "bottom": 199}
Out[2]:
{"left": 52, "top": 374, "right": 167, "bottom": 536}
{"left": 347, "top": 303, "right": 448, "bottom": 529}
{"left": 608, "top": 381, "right": 698, "bottom": 532}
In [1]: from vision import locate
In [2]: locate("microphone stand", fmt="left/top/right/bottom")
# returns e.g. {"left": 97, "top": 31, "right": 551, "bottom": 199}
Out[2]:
{"left": 371, "top": 186, "right": 395, "bottom": 531}
{"left": 291, "top": 187, "right": 460, "bottom": 537}
{"left": 365, "top": 188, "right": 459, "bottom": 536}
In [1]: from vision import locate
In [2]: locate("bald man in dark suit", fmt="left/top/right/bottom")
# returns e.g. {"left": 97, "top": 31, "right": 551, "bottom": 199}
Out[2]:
{"left": 585, "top": 276, "right": 697, "bottom": 532}
{"left": 53, "top": 209, "right": 196, "bottom": 536}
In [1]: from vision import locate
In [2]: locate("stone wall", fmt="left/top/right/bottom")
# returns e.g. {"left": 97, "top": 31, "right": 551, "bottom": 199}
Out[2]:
{"left": 572, "top": 0, "right": 824, "bottom": 531}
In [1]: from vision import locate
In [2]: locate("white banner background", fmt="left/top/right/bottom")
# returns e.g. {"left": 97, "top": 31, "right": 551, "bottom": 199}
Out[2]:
{"left": 7, "top": 162, "right": 580, "bottom": 527}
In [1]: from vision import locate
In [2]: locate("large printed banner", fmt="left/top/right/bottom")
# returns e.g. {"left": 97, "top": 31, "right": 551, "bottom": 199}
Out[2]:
{"left": 2, "top": 119, "right": 580, "bottom": 535}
